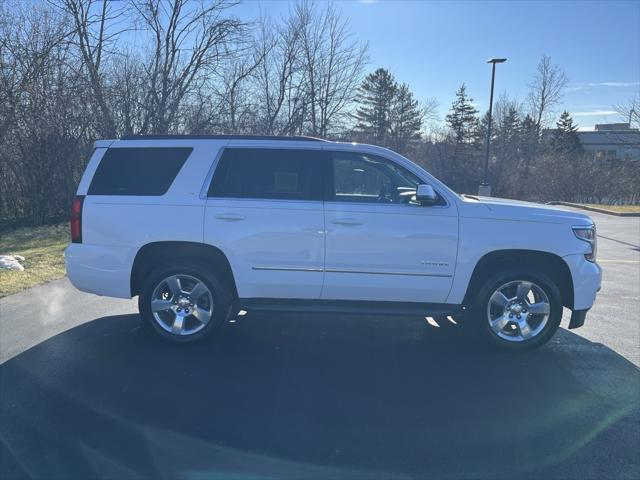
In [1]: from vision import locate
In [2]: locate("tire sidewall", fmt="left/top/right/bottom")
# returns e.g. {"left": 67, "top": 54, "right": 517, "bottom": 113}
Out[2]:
{"left": 472, "top": 268, "right": 563, "bottom": 351}
{"left": 139, "top": 263, "right": 231, "bottom": 343}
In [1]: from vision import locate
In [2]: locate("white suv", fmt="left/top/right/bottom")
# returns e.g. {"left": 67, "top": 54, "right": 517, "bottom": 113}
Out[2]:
{"left": 65, "top": 135, "right": 601, "bottom": 350}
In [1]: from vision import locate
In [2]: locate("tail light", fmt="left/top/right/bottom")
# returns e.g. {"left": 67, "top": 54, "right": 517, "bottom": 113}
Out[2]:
{"left": 70, "top": 195, "right": 84, "bottom": 243}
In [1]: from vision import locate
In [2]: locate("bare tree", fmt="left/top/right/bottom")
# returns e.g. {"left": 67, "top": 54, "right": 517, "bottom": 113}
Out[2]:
{"left": 132, "top": 0, "right": 244, "bottom": 134}
{"left": 614, "top": 91, "right": 640, "bottom": 128}
{"left": 63, "top": 0, "right": 128, "bottom": 137}
{"left": 213, "top": 44, "right": 266, "bottom": 133}
{"left": 109, "top": 51, "right": 151, "bottom": 135}
{"left": 296, "top": 2, "right": 368, "bottom": 137}
{"left": 0, "top": 1, "right": 70, "bottom": 142}
{"left": 0, "top": 1, "right": 95, "bottom": 225}
{"left": 527, "top": 55, "right": 568, "bottom": 129}
{"left": 253, "top": 13, "right": 305, "bottom": 135}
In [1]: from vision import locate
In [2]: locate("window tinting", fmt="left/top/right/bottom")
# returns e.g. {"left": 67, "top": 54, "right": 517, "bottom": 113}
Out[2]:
{"left": 208, "top": 148, "right": 324, "bottom": 201}
{"left": 88, "top": 147, "right": 192, "bottom": 196}
{"left": 331, "top": 152, "right": 423, "bottom": 204}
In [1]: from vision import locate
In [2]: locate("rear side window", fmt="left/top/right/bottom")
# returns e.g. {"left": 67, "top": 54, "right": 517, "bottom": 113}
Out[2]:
{"left": 208, "top": 148, "right": 324, "bottom": 201}
{"left": 88, "top": 147, "right": 192, "bottom": 196}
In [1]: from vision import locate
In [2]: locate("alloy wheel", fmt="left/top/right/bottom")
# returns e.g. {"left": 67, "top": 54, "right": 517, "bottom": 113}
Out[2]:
{"left": 150, "top": 274, "right": 214, "bottom": 336}
{"left": 486, "top": 280, "right": 551, "bottom": 342}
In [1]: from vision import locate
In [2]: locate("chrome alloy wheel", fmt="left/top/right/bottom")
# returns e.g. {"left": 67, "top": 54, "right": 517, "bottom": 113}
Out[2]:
{"left": 486, "top": 280, "right": 551, "bottom": 342}
{"left": 150, "top": 274, "right": 214, "bottom": 336}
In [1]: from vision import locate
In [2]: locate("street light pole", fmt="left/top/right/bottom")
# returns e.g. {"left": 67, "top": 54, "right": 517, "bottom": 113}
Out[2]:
{"left": 479, "top": 58, "right": 507, "bottom": 197}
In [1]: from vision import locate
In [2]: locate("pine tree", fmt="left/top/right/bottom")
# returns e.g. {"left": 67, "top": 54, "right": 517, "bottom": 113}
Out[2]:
{"left": 492, "top": 107, "right": 522, "bottom": 196}
{"left": 389, "top": 83, "right": 423, "bottom": 153}
{"left": 551, "top": 111, "right": 583, "bottom": 157}
{"left": 496, "top": 107, "right": 521, "bottom": 151}
{"left": 444, "top": 84, "right": 481, "bottom": 191}
{"left": 445, "top": 84, "right": 479, "bottom": 145}
{"left": 517, "top": 114, "right": 540, "bottom": 199}
{"left": 353, "top": 68, "right": 398, "bottom": 143}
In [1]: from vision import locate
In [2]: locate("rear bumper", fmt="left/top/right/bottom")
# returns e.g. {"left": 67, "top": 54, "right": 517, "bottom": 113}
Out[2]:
{"left": 563, "top": 254, "right": 602, "bottom": 311}
{"left": 64, "top": 243, "right": 135, "bottom": 298}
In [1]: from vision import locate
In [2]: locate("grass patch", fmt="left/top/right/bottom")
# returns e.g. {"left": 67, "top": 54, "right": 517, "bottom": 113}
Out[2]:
{"left": 585, "top": 204, "right": 640, "bottom": 213}
{"left": 0, "top": 223, "right": 69, "bottom": 298}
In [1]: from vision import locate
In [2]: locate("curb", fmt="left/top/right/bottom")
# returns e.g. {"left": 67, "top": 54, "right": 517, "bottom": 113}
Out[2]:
{"left": 547, "top": 202, "right": 640, "bottom": 217}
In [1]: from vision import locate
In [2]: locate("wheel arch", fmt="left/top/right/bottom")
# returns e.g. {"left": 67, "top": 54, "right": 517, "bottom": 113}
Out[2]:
{"left": 130, "top": 241, "right": 238, "bottom": 302}
{"left": 463, "top": 249, "right": 574, "bottom": 309}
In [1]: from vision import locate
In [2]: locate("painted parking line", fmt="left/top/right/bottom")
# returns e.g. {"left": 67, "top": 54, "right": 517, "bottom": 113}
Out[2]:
{"left": 597, "top": 259, "right": 640, "bottom": 264}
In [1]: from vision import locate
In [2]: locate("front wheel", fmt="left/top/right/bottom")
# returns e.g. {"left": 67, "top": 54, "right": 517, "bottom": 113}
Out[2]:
{"left": 471, "top": 268, "right": 563, "bottom": 351}
{"left": 139, "top": 263, "right": 232, "bottom": 343}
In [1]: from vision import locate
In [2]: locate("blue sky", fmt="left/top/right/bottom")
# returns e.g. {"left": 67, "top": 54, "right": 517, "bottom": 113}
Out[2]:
{"left": 235, "top": 0, "right": 640, "bottom": 129}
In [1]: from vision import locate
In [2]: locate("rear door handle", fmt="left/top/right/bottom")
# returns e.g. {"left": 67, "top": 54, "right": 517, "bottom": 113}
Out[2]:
{"left": 215, "top": 213, "right": 245, "bottom": 221}
{"left": 331, "top": 218, "right": 362, "bottom": 226}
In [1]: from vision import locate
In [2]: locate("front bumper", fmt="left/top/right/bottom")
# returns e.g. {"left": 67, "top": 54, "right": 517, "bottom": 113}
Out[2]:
{"left": 568, "top": 309, "right": 589, "bottom": 329}
{"left": 563, "top": 254, "right": 602, "bottom": 312}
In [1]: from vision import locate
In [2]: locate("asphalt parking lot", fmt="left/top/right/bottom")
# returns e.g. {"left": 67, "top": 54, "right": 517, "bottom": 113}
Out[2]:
{"left": 1, "top": 207, "right": 638, "bottom": 479}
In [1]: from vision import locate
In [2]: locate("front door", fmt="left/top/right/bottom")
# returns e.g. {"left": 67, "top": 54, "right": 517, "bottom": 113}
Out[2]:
{"left": 322, "top": 151, "right": 458, "bottom": 303}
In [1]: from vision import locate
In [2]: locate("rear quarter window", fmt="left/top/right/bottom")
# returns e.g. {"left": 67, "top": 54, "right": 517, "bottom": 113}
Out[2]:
{"left": 88, "top": 147, "right": 192, "bottom": 196}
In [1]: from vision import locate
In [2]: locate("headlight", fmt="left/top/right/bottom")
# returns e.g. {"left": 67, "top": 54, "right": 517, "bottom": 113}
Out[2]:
{"left": 572, "top": 225, "right": 597, "bottom": 262}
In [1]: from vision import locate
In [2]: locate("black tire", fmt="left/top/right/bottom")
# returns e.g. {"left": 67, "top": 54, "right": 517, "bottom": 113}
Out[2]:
{"left": 138, "top": 262, "right": 232, "bottom": 343}
{"left": 468, "top": 267, "right": 563, "bottom": 351}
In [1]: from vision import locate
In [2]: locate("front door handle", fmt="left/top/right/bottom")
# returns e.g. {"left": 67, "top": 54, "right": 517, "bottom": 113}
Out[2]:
{"left": 331, "top": 218, "right": 362, "bottom": 226}
{"left": 215, "top": 213, "right": 245, "bottom": 221}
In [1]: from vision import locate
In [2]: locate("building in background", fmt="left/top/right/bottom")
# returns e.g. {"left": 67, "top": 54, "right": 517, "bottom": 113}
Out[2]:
{"left": 578, "top": 123, "right": 640, "bottom": 162}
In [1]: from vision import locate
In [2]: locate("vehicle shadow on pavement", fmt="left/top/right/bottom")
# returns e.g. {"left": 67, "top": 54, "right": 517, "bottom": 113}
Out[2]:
{"left": 1, "top": 313, "right": 639, "bottom": 479}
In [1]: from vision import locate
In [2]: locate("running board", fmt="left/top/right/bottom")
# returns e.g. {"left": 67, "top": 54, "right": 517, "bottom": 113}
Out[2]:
{"left": 239, "top": 298, "right": 462, "bottom": 317}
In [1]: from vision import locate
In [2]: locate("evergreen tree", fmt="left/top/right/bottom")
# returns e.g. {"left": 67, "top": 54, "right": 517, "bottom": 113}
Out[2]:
{"left": 445, "top": 84, "right": 479, "bottom": 144}
{"left": 551, "top": 111, "right": 583, "bottom": 157}
{"left": 353, "top": 68, "right": 398, "bottom": 143}
{"left": 519, "top": 114, "right": 540, "bottom": 160}
{"left": 495, "top": 107, "right": 522, "bottom": 157}
{"left": 443, "top": 84, "right": 481, "bottom": 191}
{"left": 492, "top": 107, "right": 522, "bottom": 195}
{"left": 517, "top": 114, "right": 540, "bottom": 197}
{"left": 389, "top": 83, "right": 423, "bottom": 152}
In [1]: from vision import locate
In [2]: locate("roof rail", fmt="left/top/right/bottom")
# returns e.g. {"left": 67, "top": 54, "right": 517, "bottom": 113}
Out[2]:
{"left": 119, "top": 134, "right": 327, "bottom": 142}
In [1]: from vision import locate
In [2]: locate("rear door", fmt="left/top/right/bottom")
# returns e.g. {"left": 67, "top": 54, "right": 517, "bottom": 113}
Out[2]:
{"left": 322, "top": 150, "right": 459, "bottom": 303}
{"left": 204, "top": 147, "right": 327, "bottom": 300}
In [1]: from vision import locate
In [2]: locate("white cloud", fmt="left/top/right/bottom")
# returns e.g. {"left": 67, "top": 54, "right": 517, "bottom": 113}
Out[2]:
{"left": 571, "top": 81, "right": 639, "bottom": 89}
{"left": 571, "top": 110, "right": 618, "bottom": 117}
{"left": 594, "top": 82, "right": 639, "bottom": 87}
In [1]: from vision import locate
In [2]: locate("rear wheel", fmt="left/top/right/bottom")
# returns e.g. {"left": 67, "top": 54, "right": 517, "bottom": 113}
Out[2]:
{"left": 139, "top": 263, "right": 232, "bottom": 343}
{"left": 470, "top": 268, "right": 563, "bottom": 351}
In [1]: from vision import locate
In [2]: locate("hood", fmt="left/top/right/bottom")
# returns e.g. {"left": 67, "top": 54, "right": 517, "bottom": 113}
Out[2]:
{"left": 460, "top": 195, "right": 594, "bottom": 226}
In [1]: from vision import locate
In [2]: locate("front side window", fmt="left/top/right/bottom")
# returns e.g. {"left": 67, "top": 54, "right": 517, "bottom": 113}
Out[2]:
{"left": 88, "top": 147, "right": 192, "bottom": 196}
{"left": 208, "top": 148, "right": 324, "bottom": 201}
{"left": 330, "top": 152, "right": 425, "bottom": 205}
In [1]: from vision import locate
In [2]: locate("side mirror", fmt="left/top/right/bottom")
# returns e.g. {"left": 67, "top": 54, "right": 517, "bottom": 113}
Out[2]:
{"left": 416, "top": 184, "right": 438, "bottom": 206}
